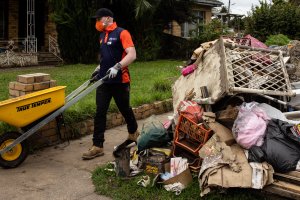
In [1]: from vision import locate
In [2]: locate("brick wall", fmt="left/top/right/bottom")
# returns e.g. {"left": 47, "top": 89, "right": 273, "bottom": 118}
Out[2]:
{"left": 205, "top": 10, "right": 212, "bottom": 24}
{"left": 31, "top": 99, "right": 173, "bottom": 149}
{"left": 44, "top": 2, "right": 58, "bottom": 50}
{"left": 168, "top": 5, "right": 213, "bottom": 37}
{"left": 191, "top": 4, "right": 213, "bottom": 24}
{"left": 171, "top": 21, "right": 182, "bottom": 37}
{"left": 8, "top": 0, "right": 18, "bottom": 39}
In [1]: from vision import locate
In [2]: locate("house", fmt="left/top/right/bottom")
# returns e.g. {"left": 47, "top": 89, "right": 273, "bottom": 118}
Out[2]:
{"left": 165, "top": 0, "right": 223, "bottom": 38}
{"left": 0, "top": 0, "right": 58, "bottom": 51}
{"left": 0, "top": 0, "right": 222, "bottom": 66}
{"left": 0, "top": 0, "right": 60, "bottom": 67}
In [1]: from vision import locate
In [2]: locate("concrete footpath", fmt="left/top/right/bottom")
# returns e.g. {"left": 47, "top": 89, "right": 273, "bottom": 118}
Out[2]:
{"left": 0, "top": 112, "right": 173, "bottom": 200}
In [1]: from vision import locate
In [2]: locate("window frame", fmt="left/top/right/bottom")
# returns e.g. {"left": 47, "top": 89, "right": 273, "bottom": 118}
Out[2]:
{"left": 181, "top": 10, "right": 206, "bottom": 38}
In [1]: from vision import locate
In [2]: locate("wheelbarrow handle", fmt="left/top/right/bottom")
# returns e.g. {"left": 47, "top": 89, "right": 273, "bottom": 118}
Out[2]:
{"left": 65, "top": 75, "right": 109, "bottom": 102}
{"left": 65, "top": 80, "right": 90, "bottom": 102}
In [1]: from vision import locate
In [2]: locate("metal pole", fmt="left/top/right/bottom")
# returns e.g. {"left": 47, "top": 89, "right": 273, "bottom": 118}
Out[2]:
{"left": 256, "top": 93, "right": 300, "bottom": 110}
{"left": 227, "top": 0, "right": 231, "bottom": 25}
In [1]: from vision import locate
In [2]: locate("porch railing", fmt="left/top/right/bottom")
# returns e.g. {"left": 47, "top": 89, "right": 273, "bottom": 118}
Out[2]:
{"left": 49, "top": 35, "right": 63, "bottom": 62}
{"left": 0, "top": 38, "right": 38, "bottom": 67}
{"left": 0, "top": 36, "right": 63, "bottom": 67}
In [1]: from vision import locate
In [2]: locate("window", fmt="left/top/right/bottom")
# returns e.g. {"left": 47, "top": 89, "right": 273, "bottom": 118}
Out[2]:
{"left": 0, "top": 0, "right": 8, "bottom": 39}
{"left": 181, "top": 10, "right": 205, "bottom": 38}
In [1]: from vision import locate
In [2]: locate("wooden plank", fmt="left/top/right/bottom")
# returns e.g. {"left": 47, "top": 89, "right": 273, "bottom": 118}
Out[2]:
{"left": 272, "top": 180, "right": 300, "bottom": 194}
{"left": 244, "top": 170, "right": 300, "bottom": 199}
{"left": 275, "top": 172, "right": 300, "bottom": 185}
{"left": 286, "top": 171, "right": 300, "bottom": 178}
{"left": 264, "top": 184, "right": 300, "bottom": 200}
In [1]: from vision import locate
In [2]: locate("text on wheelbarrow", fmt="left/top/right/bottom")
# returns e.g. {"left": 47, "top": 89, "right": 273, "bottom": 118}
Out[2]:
{"left": 16, "top": 98, "right": 52, "bottom": 112}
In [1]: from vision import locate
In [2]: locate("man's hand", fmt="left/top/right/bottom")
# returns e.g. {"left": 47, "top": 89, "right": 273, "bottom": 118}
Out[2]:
{"left": 90, "top": 65, "right": 100, "bottom": 83}
{"left": 91, "top": 65, "right": 100, "bottom": 78}
{"left": 107, "top": 63, "right": 122, "bottom": 79}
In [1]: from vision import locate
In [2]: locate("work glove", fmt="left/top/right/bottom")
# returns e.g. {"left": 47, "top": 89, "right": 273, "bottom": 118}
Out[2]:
{"left": 90, "top": 65, "right": 100, "bottom": 83}
{"left": 107, "top": 62, "right": 122, "bottom": 79}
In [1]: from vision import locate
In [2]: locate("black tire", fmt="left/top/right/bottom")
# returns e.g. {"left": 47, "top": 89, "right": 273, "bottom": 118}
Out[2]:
{"left": 0, "top": 132, "right": 29, "bottom": 168}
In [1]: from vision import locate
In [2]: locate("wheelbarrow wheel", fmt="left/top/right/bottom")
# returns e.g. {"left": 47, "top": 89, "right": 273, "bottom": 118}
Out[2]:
{"left": 0, "top": 131, "right": 29, "bottom": 168}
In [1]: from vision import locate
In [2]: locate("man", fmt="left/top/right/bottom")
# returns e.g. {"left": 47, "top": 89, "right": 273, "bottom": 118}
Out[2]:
{"left": 82, "top": 8, "right": 139, "bottom": 159}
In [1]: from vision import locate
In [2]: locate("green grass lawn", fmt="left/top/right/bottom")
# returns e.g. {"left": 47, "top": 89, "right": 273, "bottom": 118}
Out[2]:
{"left": 92, "top": 163, "right": 265, "bottom": 200}
{"left": 0, "top": 60, "right": 181, "bottom": 131}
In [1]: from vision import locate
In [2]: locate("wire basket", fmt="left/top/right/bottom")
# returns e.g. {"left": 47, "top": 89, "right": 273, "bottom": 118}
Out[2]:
{"left": 222, "top": 40, "right": 294, "bottom": 96}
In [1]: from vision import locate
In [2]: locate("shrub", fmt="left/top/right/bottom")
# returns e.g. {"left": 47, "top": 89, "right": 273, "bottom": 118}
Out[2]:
{"left": 0, "top": 122, "right": 17, "bottom": 135}
{"left": 159, "top": 34, "right": 202, "bottom": 60}
{"left": 194, "top": 19, "right": 228, "bottom": 42}
{"left": 136, "top": 31, "right": 161, "bottom": 61}
{"left": 265, "top": 34, "right": 291, "bottom": 46}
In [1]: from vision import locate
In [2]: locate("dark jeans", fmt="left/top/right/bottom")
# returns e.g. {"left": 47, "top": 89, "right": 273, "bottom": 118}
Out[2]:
{"left": 93, "top": 83, "right": 138, "bottom": 147}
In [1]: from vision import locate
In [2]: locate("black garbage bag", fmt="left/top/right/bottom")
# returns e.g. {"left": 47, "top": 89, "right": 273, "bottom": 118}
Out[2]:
{"left": 248, "top": 119, "right": 300, "bottom": 173}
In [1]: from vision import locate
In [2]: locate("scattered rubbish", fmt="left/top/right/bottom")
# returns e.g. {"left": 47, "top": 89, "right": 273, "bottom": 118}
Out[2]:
{"left": 163, "top": 182, "right": 185, "bottom": 195}
{"left": 107, "top": 37, "right": 300, "bottom": 198}
{"left": 137, "top": 175, "right": 151, "bottom": 187}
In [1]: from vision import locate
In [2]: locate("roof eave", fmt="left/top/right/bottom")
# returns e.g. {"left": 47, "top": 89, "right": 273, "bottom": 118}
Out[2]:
{"left": 195, "top": 1, "right": 223, "bottom": 7}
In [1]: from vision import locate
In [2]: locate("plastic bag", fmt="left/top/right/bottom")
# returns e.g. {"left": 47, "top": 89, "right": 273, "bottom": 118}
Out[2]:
{"left": 248, "top": 119, "right": 300, "bottom": 173}
{"left": 232, "top": 102, "right": 270, "bottom": 149}
{"left": 137, "top": 116, "right": 171, "bottom": 152}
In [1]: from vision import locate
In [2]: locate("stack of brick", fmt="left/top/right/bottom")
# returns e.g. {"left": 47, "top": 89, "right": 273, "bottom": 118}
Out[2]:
{"left": 8, "top": 73, "right": 59, "bottom": 148}
{"left": 9, "top": 73, "right": 57, "bottom": 98}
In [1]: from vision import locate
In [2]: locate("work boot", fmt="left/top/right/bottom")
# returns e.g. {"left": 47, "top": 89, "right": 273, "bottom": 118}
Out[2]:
{"left": 82, "top": 146, "right": 104, "bottom": 160}
{"left": 127, "top": 130, "right": 140, "bottom": 143}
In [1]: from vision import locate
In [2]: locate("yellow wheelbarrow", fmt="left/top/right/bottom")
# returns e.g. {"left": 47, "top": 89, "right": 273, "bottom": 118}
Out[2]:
{"left": 0, "top": 75, "right": 108, "bottom": 168}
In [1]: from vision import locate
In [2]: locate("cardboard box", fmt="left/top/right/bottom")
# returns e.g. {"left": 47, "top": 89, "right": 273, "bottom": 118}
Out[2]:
{"left": 162, "top": 163, "right": 193, "bottom": 187}
{"left": 208, "top": 122, "right": 235, "bottom": 146}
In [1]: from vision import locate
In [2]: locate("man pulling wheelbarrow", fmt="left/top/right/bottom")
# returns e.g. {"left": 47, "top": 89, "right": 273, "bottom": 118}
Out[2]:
{"left": 82, "top": 8, "right": 139, "bottom": 159}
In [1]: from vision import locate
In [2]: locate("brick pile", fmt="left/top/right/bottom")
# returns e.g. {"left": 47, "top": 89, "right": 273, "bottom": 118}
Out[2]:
{"left": 9, "top": 73, "right": 57, "bottom": 98}
{"left": 8, "top": 73, "right": 59, "bottom": 148}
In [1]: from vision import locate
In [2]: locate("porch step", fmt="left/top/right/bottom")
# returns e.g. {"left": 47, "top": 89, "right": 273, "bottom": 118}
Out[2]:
{"left": 38, "top": 52, "right": 63, "bottom": 66}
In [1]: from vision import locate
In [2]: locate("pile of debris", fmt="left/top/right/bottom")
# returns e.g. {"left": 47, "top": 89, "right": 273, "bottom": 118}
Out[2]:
{"left": 112, "top": 36, "right": 300, "bottom": 199}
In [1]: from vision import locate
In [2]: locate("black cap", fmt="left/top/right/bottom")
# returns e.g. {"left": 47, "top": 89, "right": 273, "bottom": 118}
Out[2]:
{"left": 91, "top": 8, "right": 113, "bottom": 19}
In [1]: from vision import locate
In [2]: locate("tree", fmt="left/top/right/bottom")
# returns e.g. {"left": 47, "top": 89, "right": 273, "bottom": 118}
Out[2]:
{"left": 131, "top": 0, "right": 194, "bottom": 60}
{"left": 289, "top": 0, "right": 300, "bottom": 5}
{"left": 49, "top": 0, "right": 194, "bottom": 62}
{"left": 49, "top": 0, "right": 102, "bottom": 63}
{"left": 228, "top": 16, "right": 245, "bottom": 32}
{"left": 245, "top": 0, "right": 300, "bottom": 41}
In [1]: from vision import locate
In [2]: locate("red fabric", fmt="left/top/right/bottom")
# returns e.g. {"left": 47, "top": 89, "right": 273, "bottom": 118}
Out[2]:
{"left": 245, "top": 34, "right": 272, "bottom": 65}
{"left": 245, "top": 34, "right": 268, "bottom": 49}
{"left": 177, "top": 100, "right": 203, "bottom": 123}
